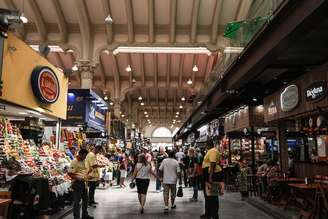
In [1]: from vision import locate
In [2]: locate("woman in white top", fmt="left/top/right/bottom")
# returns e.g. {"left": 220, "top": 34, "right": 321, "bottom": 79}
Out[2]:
{"left": 132, "top": 154, "right": 158, "bottom": 214}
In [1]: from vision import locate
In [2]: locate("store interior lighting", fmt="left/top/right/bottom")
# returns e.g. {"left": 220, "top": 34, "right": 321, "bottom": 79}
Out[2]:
{"left": 179, "top": 105, "right": 183, "bottom": 109}
{"left": 138, "top": 96, "right": 143, "bottom": 101}
{"left": 144, "top": 111, "right": 147, "bottom": 114}
{"left": 192, "top": 65, "right": 198, "bottom": 72}
{"left": 104, "top": 96, "right": 108, "bottom": 101}
{"left": 187, "top": 79, "right": 193, "bottom": 85}
{"left": 176, "top": 112, "right": 179, "bottom": 115}
{"left": 109, "top": 102, "right": 114, "bottom": 106}
{"left": 132, "top": 78, "right": 137, "bottom": 83}
{"left": 181, "top": 97, "right": 186, "bottom": 101}
{"left": 140, "top": 102, "right": 145, "bottom": 106}
{"left": 145, "top": 115, "right": 149, "bottom": 118}
{"left": 112, "top": 46, "right": 212, "bottom": 55}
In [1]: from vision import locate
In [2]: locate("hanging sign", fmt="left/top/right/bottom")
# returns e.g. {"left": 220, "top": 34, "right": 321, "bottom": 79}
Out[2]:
{"left": 280, "top": 84, "right": 299, "bottom": 112}
{"left": 31, "top": 66, "right": 60, "bottom": 104}
{"left": 305, "top": 80, "right": 327, "bottom": 102}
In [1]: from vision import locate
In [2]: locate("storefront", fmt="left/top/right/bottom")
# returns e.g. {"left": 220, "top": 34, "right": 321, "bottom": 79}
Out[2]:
{"left": 0, "top": 33, "right": 71, "bottom": 217}
{"left": 224, "top": 105, "right": 276, "bottom": 172}
{"left": 264, "top": 64, "right": 328, "bottom": 177}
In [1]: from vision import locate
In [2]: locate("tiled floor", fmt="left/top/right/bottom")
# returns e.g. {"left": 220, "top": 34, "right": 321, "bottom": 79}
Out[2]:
{"left": 64, "top": 182, "right": 273, "bottom": 219}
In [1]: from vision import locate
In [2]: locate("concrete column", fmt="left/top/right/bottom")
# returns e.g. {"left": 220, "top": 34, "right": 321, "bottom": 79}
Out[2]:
{"left": 77, "top": 60, "right": 96, "bottom": 89}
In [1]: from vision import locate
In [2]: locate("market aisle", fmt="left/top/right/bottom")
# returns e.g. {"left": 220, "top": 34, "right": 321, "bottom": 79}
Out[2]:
{"left": 63, "top": 182, "right": 273, "bottom": 219}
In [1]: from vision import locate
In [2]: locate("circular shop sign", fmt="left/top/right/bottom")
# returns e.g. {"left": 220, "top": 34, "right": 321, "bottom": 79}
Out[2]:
{"left": 31, "top": 66, "right": 60, "bottom": 104}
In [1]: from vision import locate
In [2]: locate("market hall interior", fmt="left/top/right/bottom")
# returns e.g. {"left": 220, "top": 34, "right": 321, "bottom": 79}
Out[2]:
{"left": 0, "top": 0, "right": 327, "bottom": 219}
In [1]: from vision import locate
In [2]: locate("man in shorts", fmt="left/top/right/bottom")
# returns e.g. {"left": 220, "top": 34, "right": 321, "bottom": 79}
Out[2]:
{"left": 159, "top": 150, "right": 181, "bottom": 213}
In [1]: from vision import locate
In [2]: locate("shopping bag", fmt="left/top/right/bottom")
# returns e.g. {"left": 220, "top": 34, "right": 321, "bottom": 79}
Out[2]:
{"left": 177, "top": 185, "right": 183, "bottom": 197}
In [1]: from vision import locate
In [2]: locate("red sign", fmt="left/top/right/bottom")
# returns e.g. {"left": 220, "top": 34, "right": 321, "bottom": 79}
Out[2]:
{"left": 31, "top": 66, "right": 60, "bottom": 104}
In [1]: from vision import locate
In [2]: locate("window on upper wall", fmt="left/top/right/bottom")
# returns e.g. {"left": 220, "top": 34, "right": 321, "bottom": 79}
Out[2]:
{"left": 152, "top": 127, "right": 172, "bottom": 138}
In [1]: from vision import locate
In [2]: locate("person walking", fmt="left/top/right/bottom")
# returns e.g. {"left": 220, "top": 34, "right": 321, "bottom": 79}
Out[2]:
{"left": 85, "top": 145, "right": 104, "bottom": 207}
{"left": 200, "top": 139, "right": 223, "bottom": 219}
{"left": 119, "top": 151, "right": 128, "bottom": 188}
{"left": 131, "top": 154, "right": 158, "bottom": 214}
{"left": 68, "top": 149, "right": 93, "bottom": 219}
{"left": 159, "top": 150, "right": 181, "bottom": 213}
{"left": 188, "top": 147, "right": 201, "bottom": 202}
{"left": 156, "top": 146, "right": 168, "bottom": 192}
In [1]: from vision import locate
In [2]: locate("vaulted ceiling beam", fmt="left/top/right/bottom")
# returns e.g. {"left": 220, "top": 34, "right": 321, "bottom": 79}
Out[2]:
{"left": 101, "top": 0, "right": 113, "bottom": 44}
{"left": 125, "top": 0, "right": 134, "bottom": 43}
{"left": 74, "top": 0, "right": 92, "bottom": 59}
{"left": 178, "top": 55, "right": 184, "bottom": 87}
{"left": 140, "top": 54, "right": 146, "bottom": 86}
{"left": 191, "top": 0, "right": 200, "bottom": 43}
{"left": 236, "top": 0, "right": 253, "bottom": 21}
{"left": 111, "top": 55, "right": 121, "bottom": 99}
{"left": 27, "top": 0, "right": 47, "bottom": 42}
{"left": 211, "top": 0, "right": 223, "bottom": 44}
{"left": 170, "top": 0, "right": 177, "bottom": 44}
{"left": 148, "top": 0, "right": 155, "bottom": 43}
{"left": 52, "top": 0, "right": 68, "bottom": 43}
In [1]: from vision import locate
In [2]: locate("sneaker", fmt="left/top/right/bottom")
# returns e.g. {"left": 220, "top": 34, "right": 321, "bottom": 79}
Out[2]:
{"left": 164, "top": 207, "right": 169, "bottom": 213}
{"left": 171, "top": 205, "right": 176, "bottom": 209}
{"left": 140, "top": 208, "right": 144, "bottom": 214}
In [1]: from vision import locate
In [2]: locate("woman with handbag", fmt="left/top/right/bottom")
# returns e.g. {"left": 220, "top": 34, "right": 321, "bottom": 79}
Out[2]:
{"left": 131, "top": 154, "right": 158, "bottom": 214}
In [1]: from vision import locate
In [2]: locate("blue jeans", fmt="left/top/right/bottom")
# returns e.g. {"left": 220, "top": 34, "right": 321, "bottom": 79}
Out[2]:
{"left": 156, "top": 178, "right": 162, "bottom": 191}
{"left": 191, "top": 177, "right": 198, "bottom": 199}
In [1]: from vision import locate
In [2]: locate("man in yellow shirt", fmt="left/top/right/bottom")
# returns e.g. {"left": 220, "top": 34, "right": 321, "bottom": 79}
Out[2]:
{"left": 85, "top": 145, "right": 104, "bottom": 207}
{"left": 201, "top": 139, "right": 222, "bottom": 219}
{"left": 68, "top": 149, "right": 93, "bottom": 219}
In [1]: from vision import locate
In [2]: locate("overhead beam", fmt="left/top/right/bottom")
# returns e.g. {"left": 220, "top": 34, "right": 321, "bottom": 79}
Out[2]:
{"left": 111, "top": 55, "right": 121, "bottom": 99}
{"left": 125, "top": 0, "right": 135, "bottom": 43}
{"left": 236, "top": 0, "right": 253, "bottom": 21}
{"left": 99, "top": 56, "right": 107, "bottom": 88}
{"left": 178, "top": 55, "right": 184, "bottom": 87}
{"left": 148, "top": 0, "right": 155, "bottom": 43}
{"left": 140, "top": 54, "right": 146, "bottom": 86}
{"left": 52, "top": 0, "right": 68, "bottom": 43}
{"left": 191, "top": 0, "right": 200, "bottom": 43}
{"left": 55, "top": 53, "right": 65, "bottom": 69}
{"left": 211, "top": 0, "right": 223, "bottom": 44}
{"left": 27, "top": 0, "right": 47, "bottom": 42}
{"left": 74, "top": 0, "right": 92, "bottom": 59}
{"left": 101, "top": 0, "right": 113, "bottom": 44}
{"left": 166, "top": 54, "right": 170, "bottom": 88}
{"left": 170, "top": 0, "right": 177, "bottom": 44}
{"left": 154, "top": 54, "right": 158, "bottom": 87}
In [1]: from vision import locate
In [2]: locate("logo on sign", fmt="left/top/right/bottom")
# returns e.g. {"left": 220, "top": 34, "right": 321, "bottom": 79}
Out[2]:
{"left": 305, "top": 81, "right": 327, "bottom": 101}
{"left": 280, "top": 84, "right": 299, "bottom": 112}
{"left": 31, "top": 66, "right": 60, "bottom": 104}
{"left": 268, "top": 101, "right": 277, "bottom": 115}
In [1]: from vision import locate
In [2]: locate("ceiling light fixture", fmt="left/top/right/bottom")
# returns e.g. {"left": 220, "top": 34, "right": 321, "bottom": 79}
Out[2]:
{"left": 176, "top": 115, "right": 179, "bottom": 118}
{"left": 109, "top": 102, "right": 114, "bottom": 106}
{"left": 140, "top": 102, "right": 145, "bottom": 106}
{"left": 176, "top": 112, "right": 179, "bottom": 115}
{"left": 126, "top": 65, "right": 132, "bottom": 72}
{"left": 192, "top": 65, "right": 198, "bottom": 72}
{"left": 20, "top": 13, "right": 28, "bottom": 24}
{"left": 252, "top": 98, "right": 258, "bottom": 102}
{"left": 105, "top": 14, "right": 113, "bottom": 24}
{"left": 144, "top": 111, "right": 147, "bottom": 114}
{"left": 72, "top": 64, "right": 78, "bottom": 71}
{"left": 181, "top": 97, "right": 186, "bottom": 101}
{"left": 132, "top": 77, "right": 137, "bottom": 84}
{"left": 112, "top": 46, "right": 212, "bottom": 55}
{"left": 104, "top": 96, "right": 108, "bottom": 101}
{"left": 179, "top": 105, "right": 183, "bottom": 109}
{"left": 145, "top": 115, "right": 149, "bottom": 118}
{"left": 187, "top": 79, "right": 193, "bottom": 85}
{"left": 138, "top": 96, "right": 142, "bottom": 101}
{"left": 121, "top": 114, "right": 125, "bottom": 118}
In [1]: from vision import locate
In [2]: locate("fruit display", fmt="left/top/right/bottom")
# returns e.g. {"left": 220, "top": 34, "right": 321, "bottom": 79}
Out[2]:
{"left": 0, "top": 117, "right": 72, "bottom": 189}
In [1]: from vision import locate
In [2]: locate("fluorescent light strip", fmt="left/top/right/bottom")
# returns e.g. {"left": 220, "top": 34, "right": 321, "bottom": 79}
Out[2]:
{"left": 29, "top": 45, "right": 64, "bottom": 52}
{"left": 223, "top": 47, "right": 244, "bottom": 54}
{"left": 113, "top": 46, "right": 212, "bottom": 55}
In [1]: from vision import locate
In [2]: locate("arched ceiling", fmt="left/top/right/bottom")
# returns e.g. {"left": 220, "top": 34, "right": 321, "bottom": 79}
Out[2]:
{"left": 0, "top": 0, "right": 280, "bottom": 129}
